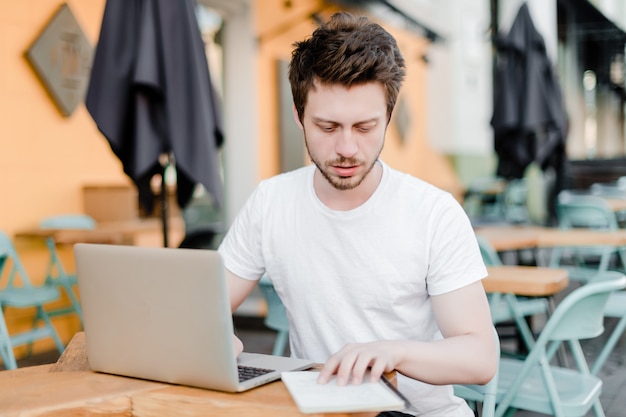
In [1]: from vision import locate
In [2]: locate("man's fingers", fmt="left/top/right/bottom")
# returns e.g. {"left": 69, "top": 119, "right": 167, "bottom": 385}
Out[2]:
{"left": 317, "top": 355, "right": 341, "bottom": 384}
{"left": 318, "top": 342, "right": 395, "bottom": 386}
{"left": 349, "top": 353, "right": 375, "bottom": 384}
{"left": 233, "top": 334, "right": 244, "bottom": 357}
{"left": 368, "top": 359, "right": 389, "bottom": 382}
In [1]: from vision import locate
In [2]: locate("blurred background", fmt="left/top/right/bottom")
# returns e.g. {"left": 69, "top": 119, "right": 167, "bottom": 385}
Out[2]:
{"left": 3, "top": 0, "right": 626, "bottom": 360}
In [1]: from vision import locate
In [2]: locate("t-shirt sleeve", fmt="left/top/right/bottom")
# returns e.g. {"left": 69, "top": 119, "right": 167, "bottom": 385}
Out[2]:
{"left": 426, "top": 193, "right": 488, "bottom": 296}
{"left": 217, "top": 184, "right": 266, "bottom": 281}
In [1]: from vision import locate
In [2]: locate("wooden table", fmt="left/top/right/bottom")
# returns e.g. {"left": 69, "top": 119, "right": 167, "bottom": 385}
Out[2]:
{"left": 0, "top": 333, "right": 386, "bottom": 417}
{"left": 475, "top": 226, "right": 543, "bottom": 252}
{"left": 536, "top": 228, "right": 626, "bottom": 247}
{"left": 475, "top": 225, "right": 626, "bottom": 251}
{"left": 483, "top": 266, "right": 569, "bottom": 296}
{"left": 15, "top": 217, "right": 185, "bottom": 248}
{"left": 483, "top": 266, "right": 570, "bottom": 359}
{"left": 602, "top": 198, "right": 626, "bottom": 213}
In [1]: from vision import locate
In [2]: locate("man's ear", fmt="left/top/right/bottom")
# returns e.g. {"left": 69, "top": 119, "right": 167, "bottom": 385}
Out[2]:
{"left": 292, "top": 104, "right": 303, "bottom": 130}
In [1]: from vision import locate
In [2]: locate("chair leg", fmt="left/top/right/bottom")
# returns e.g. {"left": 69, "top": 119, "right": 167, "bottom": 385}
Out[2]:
{"left": 497, "top": 406, "right": 517, "bottom": 417}
{"left": 54, "top": 282, "right": 83, "bottom": 324}
{"left": 66, "top": 287, "right": 83, "bottom": 323}
{"left": 592, "top": 398, "right": 606, "bottom": 417}
{"left": 36, "top": 306, "right": 65, "bottom": 354}
{"left": 0, "top": 343, "right": 17, "bottom": 370}
{"left": 22, "top": 292, "right": 69, "bottom": 357}
{"left": 272, "top": 330, "right": 289, "bottom": 356}
{"left": 45, "top": 246, "right": 84, "bottom": 324}
{"left": 0, "top": 312, "right": 17, "bottom": 370}
{"left": 465, "top": 400, "right": 479, "bottom": 417}
{"left": 504, "top": 293, "right": 536, "bottom": 352}
{"left": 591, "top": 314, "right": 626, "bottom": 375}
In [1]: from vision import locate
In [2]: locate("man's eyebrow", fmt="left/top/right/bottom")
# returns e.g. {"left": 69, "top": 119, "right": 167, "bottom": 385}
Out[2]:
{"left": 312, "top": 117, "right": 380, "bottom": 125}
{"left": 355, "top": 118, "right": 379, "bottom": 124}
{"left": 312, "top": 117, "right": 336, "bottom": 124}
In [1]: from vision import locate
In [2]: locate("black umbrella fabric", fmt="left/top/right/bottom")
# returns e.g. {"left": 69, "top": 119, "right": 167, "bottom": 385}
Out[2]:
{"left": 86, "top": 0, "right": 223, "bottom": 245}
{"left": 491, "top": 3, "right": 567, "bottom": 182}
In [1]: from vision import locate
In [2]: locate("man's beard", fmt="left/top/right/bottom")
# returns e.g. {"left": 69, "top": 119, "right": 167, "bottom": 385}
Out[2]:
{"left": 304, "top": 138, "right": 382, "bottom": 191}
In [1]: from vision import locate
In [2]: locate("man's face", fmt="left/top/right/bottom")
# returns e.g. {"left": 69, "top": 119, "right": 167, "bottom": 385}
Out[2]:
{"left": 299, "top": 81, "right": 388, "bottom": 191}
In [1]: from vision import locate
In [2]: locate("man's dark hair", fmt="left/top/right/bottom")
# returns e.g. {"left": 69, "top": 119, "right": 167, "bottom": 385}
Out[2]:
{"left": 289, "top": 12, "right": 406, "bottom": 122}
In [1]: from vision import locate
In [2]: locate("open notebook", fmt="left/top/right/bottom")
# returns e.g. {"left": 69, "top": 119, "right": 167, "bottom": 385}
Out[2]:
{"left": 74, "top": 243, "right": 313, "bottom": 392}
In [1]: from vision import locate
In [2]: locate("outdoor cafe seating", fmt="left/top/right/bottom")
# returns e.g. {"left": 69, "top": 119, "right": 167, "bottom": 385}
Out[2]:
{"left": 464, "top": 177, "right": 531, "bottom": 226}
{"left": 494, "top": 271, "right": 625, "bottom": 417}
{"left": 470, "top": 176, "right": 626, "bottom": 411}
{"left": 39, "top": 214, "right": 97, "bottom": 324}
{"left": 550, "top": 191, "right": 625, "bottom": 282}
{"left": 477, "top": 235, "right": 549, "bottom": 352}
{"left": 0, "top": 231, "right": 65, "bottom": 370}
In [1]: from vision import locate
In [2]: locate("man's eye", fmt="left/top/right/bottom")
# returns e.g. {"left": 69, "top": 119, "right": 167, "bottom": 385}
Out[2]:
{"left": 320, "top": 126, "right": 335, "bottom": 132}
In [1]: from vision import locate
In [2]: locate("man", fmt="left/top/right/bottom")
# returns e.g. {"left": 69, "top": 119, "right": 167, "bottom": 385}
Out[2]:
{"left": 218, "top": 12, "right": 497, "bottom": 416}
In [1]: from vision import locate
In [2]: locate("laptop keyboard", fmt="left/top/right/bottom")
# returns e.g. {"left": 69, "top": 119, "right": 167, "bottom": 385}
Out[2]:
{"left": 238, "top": 365, "right": 275, "bottom": 382}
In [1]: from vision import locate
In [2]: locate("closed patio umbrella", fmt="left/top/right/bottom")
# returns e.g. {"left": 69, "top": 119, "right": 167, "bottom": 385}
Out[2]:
{"left": 85, "top": 0, "right": 223, "bottom": 246}
{"left": 491, "top": 3, "right": 568, "bottom": 220}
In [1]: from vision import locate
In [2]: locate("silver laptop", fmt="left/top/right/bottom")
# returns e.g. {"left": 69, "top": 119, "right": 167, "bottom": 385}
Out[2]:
{"left": 74, "top": 243, "right": 313, "bottom": 392}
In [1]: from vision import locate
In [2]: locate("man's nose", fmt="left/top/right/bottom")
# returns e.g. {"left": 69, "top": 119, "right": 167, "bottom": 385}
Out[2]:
{"left": 336, "top": 130, "right": 358, "bottom": 157}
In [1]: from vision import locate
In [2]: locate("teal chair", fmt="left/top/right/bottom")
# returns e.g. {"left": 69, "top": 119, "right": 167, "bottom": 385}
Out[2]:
{"left": 179, "top": 187, "right": 224, "bottom": 250}
{"left": 551, "top": 192, "right": 624, "bottom": 282}
{"left": 493, "top": 271, "right": 626, "bottom": 417}
{"left": 501, "top": 179, "right": 531, "bottom": 225}
{"left": 0, "top": 303, "right": 17, "bottom": 370}
{"left": 555, "top": 192, "right": 619, "bottom": 234}
{"left": 590, "top": 182, "right": 626, "bottom": 227}
{"left": 454, "top": 328, "right": 500, "bottom": 417}
{"left": 590, "top": 182, "right": 626, "bottom": 200}
{"left": 39, "top": 214, "right": 96, "bottom": 323}
{"left": 0, "top": 231, "right": 64, "bottom": 369}
{"left": 477, "top": 235, "right": 548, "bottom": 352}
{"left": 258, "top": 276, "right": 289, "bottom": 356}
{"left": 551, "top": 193, "right": 626, "bottom": 378}
{"left": 463, "top": 176, "right": 507, "bottom": 222}
{"left": 589, "top": 282, "right": 626, "bottom": 376}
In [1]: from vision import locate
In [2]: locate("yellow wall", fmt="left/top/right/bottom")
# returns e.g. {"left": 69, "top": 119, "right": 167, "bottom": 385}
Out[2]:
{"left": 0, "top": 0, "right": 129, "bottom": 360}
{"left": 1, "top": 0, "right": 128, "bottom": 238}
{"left": 254, "top": 0, "right": 463, "bottom": 199}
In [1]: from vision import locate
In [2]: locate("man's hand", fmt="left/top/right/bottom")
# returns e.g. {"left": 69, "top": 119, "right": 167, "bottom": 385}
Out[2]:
{"left": 233, "top": 334, "right": 244, "bottom": 357}
{"left": 317, "top": 341, "right": 396, "bottom": 386}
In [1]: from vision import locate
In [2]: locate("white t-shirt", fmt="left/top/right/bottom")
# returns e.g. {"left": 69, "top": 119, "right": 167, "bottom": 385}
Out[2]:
{"left": 219, "top": 161, "right": 487, "bottom": 416}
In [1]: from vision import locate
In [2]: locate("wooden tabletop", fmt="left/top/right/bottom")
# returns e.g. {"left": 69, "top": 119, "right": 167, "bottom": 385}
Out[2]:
{"left": 14, "top": 217, "right": 185, "bottom": 246}
{"left": 475, "top": 225, "right": 626, "bottom": 251}
{"left": 536, "top": 228, "right": 626, "bottom": 247}
{"left": 475, "top": 226, "right": 543, "bottom": 251}
{"left": 602, "top": 198, "right": 626, "bottom": 213}
{"left": 0, "top": 332, "right": 385, "bottom": 417}
{"left": 483, "top": 265, "right": 569, "bottom": 297}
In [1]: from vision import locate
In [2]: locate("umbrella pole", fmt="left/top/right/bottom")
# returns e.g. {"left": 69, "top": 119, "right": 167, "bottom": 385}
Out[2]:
{"left": 160, "top": 153, "right": 170, "bottom": 248}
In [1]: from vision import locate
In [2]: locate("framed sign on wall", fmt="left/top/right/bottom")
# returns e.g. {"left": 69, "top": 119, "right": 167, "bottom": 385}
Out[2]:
{"left": 25, "top": 3, "right": 93, "bottom": 117}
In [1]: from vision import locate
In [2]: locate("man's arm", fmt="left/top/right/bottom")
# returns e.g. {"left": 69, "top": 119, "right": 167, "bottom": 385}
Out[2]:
{"left": 318, "top": 281, "right": 497, "bottom": 386}
{"left": 226, "top": 268, "right": 259, "bottom": 312}
{"left": 226, "top": 268, "right": 259, "bottom": 356}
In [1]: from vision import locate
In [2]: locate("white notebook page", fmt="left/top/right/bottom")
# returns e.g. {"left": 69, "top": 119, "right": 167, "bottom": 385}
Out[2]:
{"left": 281, "top": 371, "right": 406, "bottom": 414}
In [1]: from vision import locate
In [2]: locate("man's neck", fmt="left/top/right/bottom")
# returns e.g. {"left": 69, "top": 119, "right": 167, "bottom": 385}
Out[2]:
{"left": 313, "top": 162, "right": 383, "bottom": 211}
